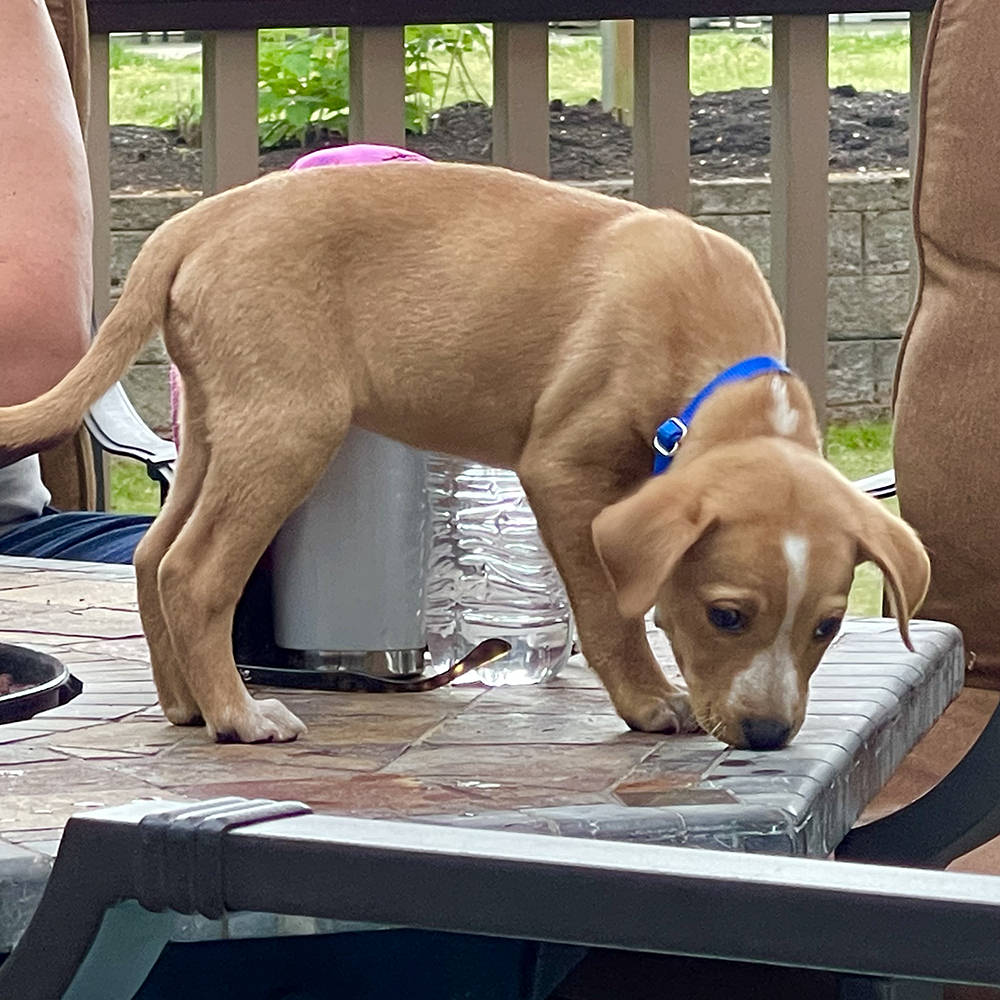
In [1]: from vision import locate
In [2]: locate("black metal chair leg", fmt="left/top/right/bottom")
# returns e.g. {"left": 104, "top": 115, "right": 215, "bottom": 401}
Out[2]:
{"left": 836, "top": 699, "right": 1000, "bottom": 868}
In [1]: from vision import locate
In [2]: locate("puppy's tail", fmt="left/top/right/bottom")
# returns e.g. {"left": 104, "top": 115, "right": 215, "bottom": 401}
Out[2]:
{"left": 0, "top": 220, "right": 186, "bottom": 466}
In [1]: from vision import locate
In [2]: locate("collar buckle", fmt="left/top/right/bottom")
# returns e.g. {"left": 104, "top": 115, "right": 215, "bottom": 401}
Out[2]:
{"left": 653, "top": 417, "right": 688, "bottom": 458}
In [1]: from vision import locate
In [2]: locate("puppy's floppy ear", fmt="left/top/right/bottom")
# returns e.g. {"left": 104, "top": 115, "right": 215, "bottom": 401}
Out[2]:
{"left": 592, "top": 476, "right": 716, "bottom": 618}
{"left": 849, "top": 490, "right": 931, "bottom": 651}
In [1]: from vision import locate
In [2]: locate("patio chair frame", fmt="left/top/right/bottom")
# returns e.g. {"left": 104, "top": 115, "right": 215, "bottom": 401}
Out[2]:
{"left": 2, "top": 795, "right": 1000, "bottom": 1000}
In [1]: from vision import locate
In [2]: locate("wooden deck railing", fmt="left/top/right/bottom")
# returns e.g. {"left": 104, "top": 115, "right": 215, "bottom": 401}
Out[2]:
{"left": 85, "top": 1, "right": 936, "bottom": 424}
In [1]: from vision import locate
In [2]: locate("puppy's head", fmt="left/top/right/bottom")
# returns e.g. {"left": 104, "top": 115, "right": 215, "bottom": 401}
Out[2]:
{"left": 592, "top": 440, "right": 930, "bottom": 750}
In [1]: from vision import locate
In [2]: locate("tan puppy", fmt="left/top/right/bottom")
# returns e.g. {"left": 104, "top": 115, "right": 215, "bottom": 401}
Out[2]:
{"left": 0, "top": 163, "right": 929, "bottom": 748}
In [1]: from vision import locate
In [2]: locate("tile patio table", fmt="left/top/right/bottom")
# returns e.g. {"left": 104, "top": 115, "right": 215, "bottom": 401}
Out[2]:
{"left": 0, "top": 554, "right": 964, "bottom": 954}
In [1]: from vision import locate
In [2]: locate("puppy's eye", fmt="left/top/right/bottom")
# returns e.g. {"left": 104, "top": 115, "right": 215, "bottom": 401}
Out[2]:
{"left": 813, "top": 617, "right": 842, "bottom": 642}
{"left": 707, "top": 606, "right": 746, "bottom": 633}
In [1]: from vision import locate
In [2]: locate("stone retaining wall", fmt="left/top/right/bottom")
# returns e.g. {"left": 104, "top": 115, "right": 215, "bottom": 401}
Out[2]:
{"left": 111, "top": 172, "right": 912, "bottom": 434}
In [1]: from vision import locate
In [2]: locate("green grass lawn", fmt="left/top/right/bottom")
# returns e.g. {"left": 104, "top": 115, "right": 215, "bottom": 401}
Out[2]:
{"left": 110, "top": 41, "right": 202, "bottom": 130}
{"left": 108, "top": 457, "right": 161, "bottom": 515}
{"left": 110, "top": 420, "right": 895, "bottom": 615}
{"left": 826, "top": 421, "right": 896, "bottom": 617}
{"left": 110, "top": 26, "right": 913, "bottom": 130}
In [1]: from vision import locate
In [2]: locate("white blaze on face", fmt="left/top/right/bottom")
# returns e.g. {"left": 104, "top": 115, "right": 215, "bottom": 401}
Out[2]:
{"left": 727, "top": 533, "right": 809, "bottom": 719}
{"left": 770, "top": 376, "right": 800, "bottom": 437}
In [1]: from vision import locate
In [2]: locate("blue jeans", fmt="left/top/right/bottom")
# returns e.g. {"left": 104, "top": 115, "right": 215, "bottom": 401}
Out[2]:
{"left": 0, "top": 512, "right": 152, "bottom": 564}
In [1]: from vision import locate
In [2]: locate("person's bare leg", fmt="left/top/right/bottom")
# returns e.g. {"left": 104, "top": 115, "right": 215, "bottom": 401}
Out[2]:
{"left": 1, "top": 0, "right": 91, "bottom": 406}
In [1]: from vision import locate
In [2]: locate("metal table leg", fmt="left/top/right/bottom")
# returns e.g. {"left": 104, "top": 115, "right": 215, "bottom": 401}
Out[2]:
{"left": 837, "top": 700, "right": 1000, "bottom": 867}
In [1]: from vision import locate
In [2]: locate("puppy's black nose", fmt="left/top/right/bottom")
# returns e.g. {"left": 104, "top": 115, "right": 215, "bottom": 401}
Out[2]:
{"left": 741, "top": 717, "right": 792, "bottom": 751}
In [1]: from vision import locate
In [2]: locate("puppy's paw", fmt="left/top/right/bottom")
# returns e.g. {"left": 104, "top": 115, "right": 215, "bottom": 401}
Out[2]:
{"left": 623, "top": 690, "right": 698, "bottom": 734}
{"left": 210, "top": 698, "right": 307, "bottom": 744}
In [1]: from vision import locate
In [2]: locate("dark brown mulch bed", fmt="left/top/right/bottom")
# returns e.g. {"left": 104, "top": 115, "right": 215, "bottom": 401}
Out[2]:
{"left": 110, "top": 85, "right": 909, "bottom": 193}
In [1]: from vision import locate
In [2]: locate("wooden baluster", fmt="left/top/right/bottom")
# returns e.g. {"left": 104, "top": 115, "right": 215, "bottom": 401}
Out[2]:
{"left": 202, "top": 30, "right": 259, "bottom": 195}
{"left": 632, "top": 18, "right": 690, "bottom": 212}
{"left": 87, "top": 31, "right": 111, "bottom": 324}
{"left": 601, "top": 19, "right": 633, "bottom": 123}
{"left": 771, "top": 14, "right": 830, "bottom": 427}
{"left": 493, "top": 22, "right": 550, "bottom": 178}
{"left": 348, "top": 26, "right": 406, "bottom": 146}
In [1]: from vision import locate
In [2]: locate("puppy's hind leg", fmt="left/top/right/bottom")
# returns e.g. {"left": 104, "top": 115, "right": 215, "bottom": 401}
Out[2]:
{"left": 133, "top": 382, "right": 210, "bottom": 726}
{"left": 134, "top": 439, "right": 208, "bottom": 726}
{"left": 156, "top": 399, "right": 351, "bottom": 743}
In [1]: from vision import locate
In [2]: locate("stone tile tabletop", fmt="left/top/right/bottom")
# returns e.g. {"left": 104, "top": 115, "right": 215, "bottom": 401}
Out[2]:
{"left": 0, "top": 554, "right": 965, "bottom": 951}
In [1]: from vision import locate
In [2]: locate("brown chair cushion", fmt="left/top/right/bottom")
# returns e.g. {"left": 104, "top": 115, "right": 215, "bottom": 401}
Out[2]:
{"left": 894, "top": 0, "right": 1000, "bottom": 687}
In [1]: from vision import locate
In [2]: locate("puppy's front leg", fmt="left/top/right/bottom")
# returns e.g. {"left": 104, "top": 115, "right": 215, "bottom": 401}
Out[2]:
{"left": 519, "top": 457, "right": 695, "bottom": 733}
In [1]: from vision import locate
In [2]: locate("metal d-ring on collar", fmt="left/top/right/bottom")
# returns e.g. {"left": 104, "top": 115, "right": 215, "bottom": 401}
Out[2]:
{"left": 652, "top": 355, "right": 791, "bottom": 475}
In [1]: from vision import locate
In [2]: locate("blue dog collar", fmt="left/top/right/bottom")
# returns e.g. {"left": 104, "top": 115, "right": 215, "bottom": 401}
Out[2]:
{"left": 652, "top": 356, "right": 790, "bottom": 474}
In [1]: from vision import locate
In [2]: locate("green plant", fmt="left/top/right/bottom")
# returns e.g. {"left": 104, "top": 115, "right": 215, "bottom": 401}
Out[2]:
{"left": 404, "top": 24, "right": 490, "bottom": 132}
{"left": 154, "top": 87, "right": 202, "bottom": 144}
{"left": 255, "top": 25, "right": 490, "bottom": 145}
{"left": 257, "top": 30, "right": 351, "bottom": 147}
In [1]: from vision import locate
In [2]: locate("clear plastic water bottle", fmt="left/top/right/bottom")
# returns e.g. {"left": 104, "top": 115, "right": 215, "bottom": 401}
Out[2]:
{"left": 424, "top": 455, "right": 573, "bottom": 686}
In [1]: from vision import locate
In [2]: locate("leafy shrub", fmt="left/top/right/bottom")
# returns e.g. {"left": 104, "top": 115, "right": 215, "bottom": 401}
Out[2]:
{"left": 256, "top": 24, "right": 490, "bottom": 148}
{"left": 257, "top": 30, "right": 350, "bottom": 147}
{"left": 404, "top": 24, "right": 490, "bottom": 132}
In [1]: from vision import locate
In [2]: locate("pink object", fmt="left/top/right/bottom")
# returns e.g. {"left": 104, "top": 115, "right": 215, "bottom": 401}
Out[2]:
{"left": 290, "top": 144, "right": 430, "bottom": 170}
{"left": 167, "top": 144, "right": 431, "bottom": 447}
{"left": 169, "top": 364, "right": 182, "bottom": 450}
